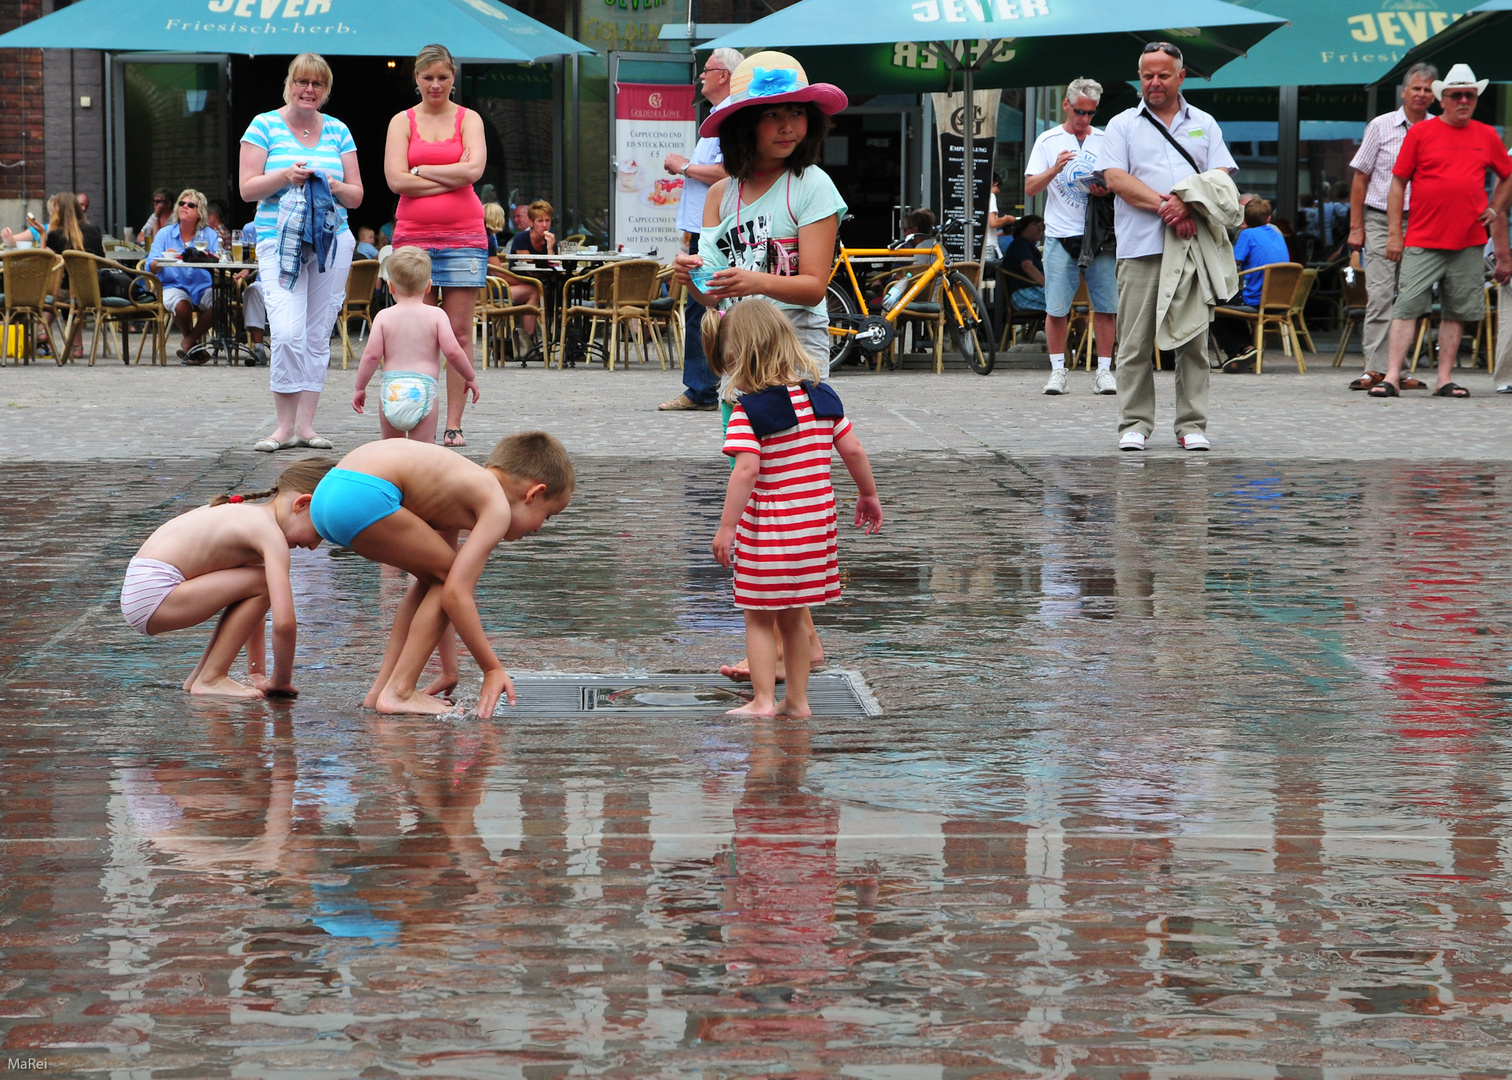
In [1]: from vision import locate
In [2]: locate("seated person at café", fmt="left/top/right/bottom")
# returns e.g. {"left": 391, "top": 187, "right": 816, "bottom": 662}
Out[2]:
{"left": 1000, "top": 215, "right": 1046, "bottom": 311}
{"left": 1213, "top": 197, "right": 1290, "bottom": 372}
{"left": 498, "top": 201, "right": 551, "bottom": 351}
{"left": 45, "top": 191, "right": 105, "bottom": 258}
{"left": 146, "top": 188, "right": 221, "bottom": 361}
{"left": 484, "top": 202, "right": 508, "bottom": 267}
{"left": 1, "top": 196, "right": 54, "bottom": 248}
{"left": 205, "top": 200, "right": 234, "bottom": 252}
{"left": 139, "top": 187, "right": 175, "bottom": 245}
{"left": 355, "top": 225, "right": 380, "bottom": 261}
{"left": 508, "top": 201, "right": 557, "bottom": 260}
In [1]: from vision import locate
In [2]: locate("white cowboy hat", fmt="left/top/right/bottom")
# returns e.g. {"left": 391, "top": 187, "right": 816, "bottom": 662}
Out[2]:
{"left": 1432, "top": 63, "right": 1489, "bottom": 100}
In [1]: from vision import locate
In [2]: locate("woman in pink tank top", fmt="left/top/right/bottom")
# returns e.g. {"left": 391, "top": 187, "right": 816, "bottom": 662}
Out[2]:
{"left": 384, "top": 43, "right": 487, "bottom": 447}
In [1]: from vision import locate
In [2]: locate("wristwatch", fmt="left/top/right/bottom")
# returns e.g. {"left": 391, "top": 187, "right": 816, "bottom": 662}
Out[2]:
{"left": 410, "top": 165, "right": 420, "bottom": 176}
{"left": 681, "top": 161, "right": 690, "bottom": 176}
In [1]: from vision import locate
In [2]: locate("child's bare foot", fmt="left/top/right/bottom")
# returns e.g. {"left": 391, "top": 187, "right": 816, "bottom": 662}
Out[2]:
{"left": 719, "top": 654, "right": 826, "bottom": 683}
{"left": 421, "top": 673, "right": 458, "bottom": 701}
{"left": 188, "top": 674, "right": 264, "bottom": 699}
{"left": 374, "top": 686, "right": 455, "bottom": 715}
{"left": 726, "top": 695, "right": 779, "bottom": 716}
{"left": 775, "top": 697, "right": 812, "bottom": 718}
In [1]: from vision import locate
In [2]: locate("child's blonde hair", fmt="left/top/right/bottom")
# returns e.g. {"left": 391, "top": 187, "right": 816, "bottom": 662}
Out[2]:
{"left": 483, "top": 202, "right": 506, "bottom": 234}
{"left": 210, "top": 457, "right": 335, "bottom": 507}
{"left": 386, "top": 246, "right": 431, "bottom": 296}
{"left": 485, "top": 431, "right": 575, "bottom": 499}
{"left": 701, "top": 299, "right": 820, "bottom": 391}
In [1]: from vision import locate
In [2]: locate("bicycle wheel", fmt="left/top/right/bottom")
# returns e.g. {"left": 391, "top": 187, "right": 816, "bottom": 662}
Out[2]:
{"left": 944, "top": 272, "right": 996, "bottom": 375}
{"left": 826, "top": 281, "right": 861, "bottom": 368}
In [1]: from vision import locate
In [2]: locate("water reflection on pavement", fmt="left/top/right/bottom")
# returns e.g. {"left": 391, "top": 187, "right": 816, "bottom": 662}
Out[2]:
{"left": 2, "top": 456, "right": 1510, "bottom": 1076}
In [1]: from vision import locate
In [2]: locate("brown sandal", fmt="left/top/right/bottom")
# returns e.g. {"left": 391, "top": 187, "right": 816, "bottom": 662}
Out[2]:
{"left": 1349, "top": 371, "right": 1385, "bottom": 390}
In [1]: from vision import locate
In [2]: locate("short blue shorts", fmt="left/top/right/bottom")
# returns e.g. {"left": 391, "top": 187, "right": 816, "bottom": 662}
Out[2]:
{"left": 424, "top": 246, "right": 488, "bottom": 289}
{"left": 1044, "top": 236, "right": 1117, "bottom": 317}
{"left": 310, "top": 468, "right": 402, "bottom": 548}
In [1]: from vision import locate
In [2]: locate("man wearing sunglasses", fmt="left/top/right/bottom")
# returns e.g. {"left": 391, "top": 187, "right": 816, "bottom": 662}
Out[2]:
{"left": 1097, "top": 41, "right": 1237, "bottom": 451}
{"left": 1025, "top": 77, "right": 1118, "bottom": 397}
{"left": 1370, "top": 64, "right": 1512, "bottom": 400}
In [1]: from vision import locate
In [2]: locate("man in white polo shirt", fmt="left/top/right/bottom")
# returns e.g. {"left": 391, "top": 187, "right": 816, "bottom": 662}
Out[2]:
{"left": 1098, "top": 41, "right": 1237, "bottom": 452}
{"left": 1025, "top": 77, "right": 1117, "bottom": 396}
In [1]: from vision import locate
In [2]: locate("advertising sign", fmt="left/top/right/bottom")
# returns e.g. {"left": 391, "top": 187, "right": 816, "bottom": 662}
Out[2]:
{"left": 613, "top": 83, "right": 696, "bottom": 256}
{"left": 932, "top": 88, "right": 1000, "bottom": 262}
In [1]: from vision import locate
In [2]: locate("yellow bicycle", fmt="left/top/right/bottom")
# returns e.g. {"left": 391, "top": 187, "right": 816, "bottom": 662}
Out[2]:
{"left": 825, "top": 222, "right": 996, "bottom": 374}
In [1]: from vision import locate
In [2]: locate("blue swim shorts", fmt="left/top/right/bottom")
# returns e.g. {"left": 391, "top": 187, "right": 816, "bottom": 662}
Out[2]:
{"left": 310, "top": 468, "right": 402, "bottom": 548}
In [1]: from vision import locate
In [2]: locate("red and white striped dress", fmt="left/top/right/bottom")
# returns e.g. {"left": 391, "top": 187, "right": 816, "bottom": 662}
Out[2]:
{"left": 722, "top": 384, "right": 853, "bottom": 610}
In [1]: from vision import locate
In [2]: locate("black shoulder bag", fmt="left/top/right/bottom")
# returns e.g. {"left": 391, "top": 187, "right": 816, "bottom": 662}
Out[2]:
{"left": 1140, "top": 110, "right": 1200, "bottom": 174}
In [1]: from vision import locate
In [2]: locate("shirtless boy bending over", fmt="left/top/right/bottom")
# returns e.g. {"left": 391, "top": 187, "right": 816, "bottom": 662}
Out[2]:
{"left": 309, "top": 432, "right": 574, "bottom": 717}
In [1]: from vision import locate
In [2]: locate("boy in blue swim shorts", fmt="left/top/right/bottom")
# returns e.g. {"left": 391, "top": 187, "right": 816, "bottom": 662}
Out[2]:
{"left": 310, "top": 432, "right": 574, "bottom": 719}
{"left": 352, "top": 247, "right": 479, "bottom": 443}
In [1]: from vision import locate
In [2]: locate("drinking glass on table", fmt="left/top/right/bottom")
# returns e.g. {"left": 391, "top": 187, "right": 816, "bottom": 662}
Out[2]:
{"left": 231, "top": 240, "right": 244, "bottom": 262}
{"left": 193, "top": 239, "right": 208, "bottom": 254}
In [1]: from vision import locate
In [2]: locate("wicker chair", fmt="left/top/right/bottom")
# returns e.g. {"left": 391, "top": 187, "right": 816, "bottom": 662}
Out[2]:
{"left": 338, "top": 259, "right": 382, "bottom": 367}
{"left": 1, "top": 249, "right": 64, "bottom": 364}
{"left": 1330, "top": 265, "right": 1369, "bottom": 367}
{"left": 480, "top": 269, "right": 548, "bottom": 368}
{"left": 58, "top": 251, "right": 169, "bottom": 365}
{"left": 1212, "top": 262, "right": 1306, "bottom": 373}
{"left": 558, "top": 259, "right": 664, "bottom": 370}
{"left": 642, "top": 266, "right": 682, "bottom": 369}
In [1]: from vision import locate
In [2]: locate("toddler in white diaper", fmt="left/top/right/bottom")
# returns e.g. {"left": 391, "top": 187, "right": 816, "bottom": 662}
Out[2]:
{"left": 352, "top": 247, "right": 480, "bottom": 443}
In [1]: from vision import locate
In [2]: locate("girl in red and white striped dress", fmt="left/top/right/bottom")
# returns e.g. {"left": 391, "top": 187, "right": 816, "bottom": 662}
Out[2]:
{"left": 706, "top": 300, "right": 882, "bottom": 717}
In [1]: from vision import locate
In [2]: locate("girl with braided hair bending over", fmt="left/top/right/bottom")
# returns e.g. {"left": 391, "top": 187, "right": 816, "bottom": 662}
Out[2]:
{"left": 121, "top": 457, "right": 336, "bottom": 699}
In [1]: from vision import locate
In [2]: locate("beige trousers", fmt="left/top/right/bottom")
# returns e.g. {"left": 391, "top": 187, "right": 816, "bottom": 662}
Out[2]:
{"left": 1361, "top": 208, "right": 1403, "bottom": 373}
{"left": 1114, "top": 255, "right": 1209, "bottom": 438}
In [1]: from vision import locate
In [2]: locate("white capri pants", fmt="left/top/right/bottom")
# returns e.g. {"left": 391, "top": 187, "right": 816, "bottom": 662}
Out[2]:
{"left": 241, "top": 278, "right": 266, "bottom": 330}
{"left": 256, "top": 230, "right": 354, "bottom": 394}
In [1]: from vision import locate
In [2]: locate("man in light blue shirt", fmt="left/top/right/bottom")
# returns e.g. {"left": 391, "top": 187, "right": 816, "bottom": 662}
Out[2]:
{"left": 658, "top": 48, "right": 740, "bottom": 412}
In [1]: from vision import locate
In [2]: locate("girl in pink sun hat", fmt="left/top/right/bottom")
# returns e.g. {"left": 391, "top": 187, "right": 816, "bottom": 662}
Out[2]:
{"left": 673, "top": 50, "right": 850, "bottom": 687}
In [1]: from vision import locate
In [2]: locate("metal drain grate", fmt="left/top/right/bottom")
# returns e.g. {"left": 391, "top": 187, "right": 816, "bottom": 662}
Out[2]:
{"left": 504, "top": 671, "right": 879, "bottom": 717}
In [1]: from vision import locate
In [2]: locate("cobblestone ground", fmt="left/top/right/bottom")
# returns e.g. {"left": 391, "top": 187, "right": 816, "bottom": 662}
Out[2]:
{"left": 1, "top": 350, "right": 1511, "bottom": 1076}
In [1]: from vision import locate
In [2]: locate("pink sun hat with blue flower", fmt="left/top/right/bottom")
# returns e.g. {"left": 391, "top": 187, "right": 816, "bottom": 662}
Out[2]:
{"left": 699, "top": 51, "right": 849, "bottom": 139}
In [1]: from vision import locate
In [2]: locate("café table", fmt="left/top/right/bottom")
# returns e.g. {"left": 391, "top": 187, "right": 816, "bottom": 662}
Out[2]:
{"left": 157, "top": 255, "right": 260, "bottom": 366}
{"left": 507, "top": 251, "right": 643, "bottom": 367}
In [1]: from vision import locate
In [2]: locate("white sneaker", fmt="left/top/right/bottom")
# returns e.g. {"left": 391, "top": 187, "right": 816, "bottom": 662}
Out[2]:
{"left": 1179, "top": 431, "right": 1211, "bottom": 451}
{"left": 1118, "top": 430, "right": 1146, "bottom": 451}
{"left": 1043, "top": 368, "right": 1068, "bottom": 395}
{"left": 1497, "top": 384, "right": 1512, "bottom": 394}
{"left": 1092, "top": 369, "right": 1117, "bottom": 395}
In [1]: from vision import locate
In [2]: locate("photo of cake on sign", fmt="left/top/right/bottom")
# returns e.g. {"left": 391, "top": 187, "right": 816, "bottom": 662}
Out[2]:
{"left": 642, "top": 177, "right": 683, "bottom": 207}
{"left": 618, "top": 158, "right": 644, "bottom": 193}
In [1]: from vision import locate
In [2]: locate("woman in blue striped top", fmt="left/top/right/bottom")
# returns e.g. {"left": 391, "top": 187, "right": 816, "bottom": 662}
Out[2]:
{"left": 238, "top": 53, "right": 364, "bottom": 454}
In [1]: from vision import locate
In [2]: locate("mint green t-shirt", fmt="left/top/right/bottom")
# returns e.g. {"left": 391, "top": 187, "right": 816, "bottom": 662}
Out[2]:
{"left": 698, "top": 166, "right": 847, "bottom": 321}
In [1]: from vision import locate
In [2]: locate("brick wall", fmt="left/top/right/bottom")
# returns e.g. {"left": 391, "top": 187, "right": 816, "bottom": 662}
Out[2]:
{"left": 43, "top": 48, "right": 106, "bottom": 217}
{"left": 0, "top": 0, "right": 46, "bottom": 201}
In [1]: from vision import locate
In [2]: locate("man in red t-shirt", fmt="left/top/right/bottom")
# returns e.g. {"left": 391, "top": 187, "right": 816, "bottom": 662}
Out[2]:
{"left": 1373, "top": 65, "right": 1512, "bottom": 398}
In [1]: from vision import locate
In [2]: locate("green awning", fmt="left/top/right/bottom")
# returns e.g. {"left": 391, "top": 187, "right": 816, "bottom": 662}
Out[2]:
{"left": 0, "top": 0, "right": 591, "bottom": 62}
{"left": 1200, "top": 0, "right": 1466, "bottom": 89}
{"left": 701, "top": 0, "right": 1287, "bottom": 94}
{"left": 1376, "top": 0, "right": 1512, "bottom": 86}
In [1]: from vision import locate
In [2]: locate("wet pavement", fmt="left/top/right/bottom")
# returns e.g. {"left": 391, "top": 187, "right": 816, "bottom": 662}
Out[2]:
{"left": 2, "top": 361, "right": 1512, "bottom": 1076}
